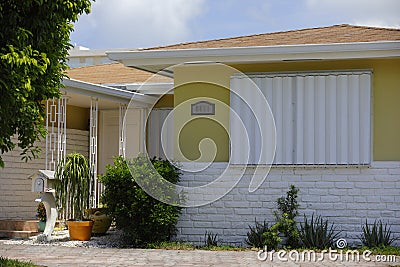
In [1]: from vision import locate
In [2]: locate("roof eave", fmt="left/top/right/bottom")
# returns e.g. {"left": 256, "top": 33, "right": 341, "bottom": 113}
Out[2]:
{"left": 61, "top": 78, "right": 158, "bottom": 107}
{"left": 107, "top": 41, "right": 400, "bottom": 75}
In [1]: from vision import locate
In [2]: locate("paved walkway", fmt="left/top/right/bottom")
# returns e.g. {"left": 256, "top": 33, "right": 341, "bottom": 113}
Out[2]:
{"left": 0, "top": 242, "right": 397, "bottom": 266}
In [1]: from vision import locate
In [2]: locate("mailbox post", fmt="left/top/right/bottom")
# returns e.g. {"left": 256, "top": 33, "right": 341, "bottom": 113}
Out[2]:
{"left": 29, "top": 170, "right": 58, "bottom": 240}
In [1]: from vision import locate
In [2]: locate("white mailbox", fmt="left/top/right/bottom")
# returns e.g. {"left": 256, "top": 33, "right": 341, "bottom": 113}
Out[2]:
{"left": 29, "top": 169, "right": 58, "bottom": 240}
{"left": 29, "top": 170, "right": 55, "bottom": 193}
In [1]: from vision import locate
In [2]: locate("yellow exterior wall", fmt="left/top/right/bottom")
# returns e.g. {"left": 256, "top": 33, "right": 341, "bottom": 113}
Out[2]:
{"left": 173, "top": 58, "right": 400, "bottom": 162}
{"left": 66, "top": 105, "right": 90, "bottom": 131}
{"left": 174, "top": 64, "right": 234, "bottom": 161}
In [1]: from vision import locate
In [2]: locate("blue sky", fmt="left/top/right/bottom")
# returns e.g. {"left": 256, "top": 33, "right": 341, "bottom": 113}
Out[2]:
{"left": 70, "top": 0, "right": 400, "bottom": 49}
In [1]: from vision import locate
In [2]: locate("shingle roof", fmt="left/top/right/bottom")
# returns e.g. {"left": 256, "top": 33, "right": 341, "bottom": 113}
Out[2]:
{"left": 66, "top": 63, "right": 172, "bottom": 84}
{"left": 145, "top": 24, "right": 400, "bottom": 50}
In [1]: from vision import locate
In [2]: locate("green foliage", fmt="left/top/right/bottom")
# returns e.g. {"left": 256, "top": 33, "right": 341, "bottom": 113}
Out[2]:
{"left": 274, "top": 185, "right": 300, "bottom": 248}
{"left": 99, "top": 154, "right": 182, "bottom": 247}
{"left": 262, "top": 223, "right": 282, "bottom": 249}
{"left": 246, "top": 219, "right": 269, "bottom": 248}
{"left": 0, "top": 0, "right": 92, "bottom": 167}
{"left": 359, "top": 219, "right": 397, "bottom": 248}
{"left": 299, "top": 213, "right": 341, "bottom": 249}
{"left": 36, "top": 202, "right": 46, "bottom": 222}
{"left": 246, "top": 185, "right": 300, "bottom": 249}
{"left": 0, "top": 257, "right": 38, "bottom": 267}
{"left": 55, "top": 152, "right": 93, "bottom": 221}
{"left": 277, "top": 185, "right": 299, "bottom": 220}
{"left": 204, "top": 231, "right": 219, "bottom": 247}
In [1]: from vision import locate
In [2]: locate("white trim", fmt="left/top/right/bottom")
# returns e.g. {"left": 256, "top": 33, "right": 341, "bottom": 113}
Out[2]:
{"left": 107, "top": 41, "right": 400, "bottom": 75}
{"left": 125, "top": 82, "right": 174, "bottom": 95}
{"left": 61, "top": 78, "right": 157, "bottom": 106}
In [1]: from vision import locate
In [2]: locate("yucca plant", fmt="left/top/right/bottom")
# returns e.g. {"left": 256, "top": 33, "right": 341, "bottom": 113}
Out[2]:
{"left": 359, "top": 219, "right": 397, "bottom": 248}
{"left": 205, "top": 231, "right": 218, "bottom": 247}
{"left": 246, "top": 219, "right": 269, "bottom": 248}
{"left": 299, "top": 214, "right": 341, "bottom": 249}
{"left": 55, "top": 152, "right": 94, "bottom": 221}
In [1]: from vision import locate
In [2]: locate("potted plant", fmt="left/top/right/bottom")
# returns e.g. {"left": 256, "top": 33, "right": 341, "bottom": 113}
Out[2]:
{"left": 36, "top": 202, "right": 46, "bottom": 232}
{"left": 84, "top": 207, "right": 112, "bottom": 235}
{"left": 55, "top": 152, "right": 94, "bottom": 241}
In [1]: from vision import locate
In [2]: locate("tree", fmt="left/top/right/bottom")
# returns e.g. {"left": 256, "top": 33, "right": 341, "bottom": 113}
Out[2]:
{"left": 0, "top": 0, "right": 92, "bottom": 167}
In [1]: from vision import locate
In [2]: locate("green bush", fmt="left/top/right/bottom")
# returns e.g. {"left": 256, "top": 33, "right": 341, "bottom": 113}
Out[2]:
{"left": 0, "top": 257, "right": 38, "bottom": 267}
{"left": 99, "top": 154, "right": 182, "bottom": 247}
{"left": 299, "top": 213, "right": 341, "bottom": 249}
{"left": 359, "top": 219, "right": 397, "bottom": 248}
{"left": 274, "top": 185, "right": 300, "bottom": 248}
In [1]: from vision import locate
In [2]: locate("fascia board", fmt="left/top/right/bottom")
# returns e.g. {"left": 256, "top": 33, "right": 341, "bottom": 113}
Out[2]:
{"left": 107, "top": 41, "right": 400, "bottom": 68}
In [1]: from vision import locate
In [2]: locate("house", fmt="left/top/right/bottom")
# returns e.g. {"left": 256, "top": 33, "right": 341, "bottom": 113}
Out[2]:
{"left": 0, "top": 62, "right": 173, "bottom": 231}
{"left": 67, "top": 46, "right": 122, "bottom": 68}
{"left": 107, "top": 24, "right": 400, "bottom": 246}
{"left": 0, "top": 24, "right": 399, "bottom": 246}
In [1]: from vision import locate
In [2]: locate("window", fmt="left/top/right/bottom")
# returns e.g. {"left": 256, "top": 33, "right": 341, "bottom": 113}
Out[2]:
{"left": 230, "top": 71, "right": 372, "bottom": 165}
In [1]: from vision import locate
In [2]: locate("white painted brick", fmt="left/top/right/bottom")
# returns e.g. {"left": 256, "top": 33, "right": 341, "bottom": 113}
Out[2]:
{"left": 335, "top": 182, "right": 355, "bottom": 189}
{"left": 58, "top": 159, "right": 400, "bottom": 246}
{"left": 360, "top": 168, "right": 389, "bottom": 175}
{"left": 374, "top": 175, "right": 400, "bottom": 182}
{"left": 322, "top": 175, "right": 348, "bottom": 182}
{"left": 334, "top": 168, "right": 361, "bottom": 175}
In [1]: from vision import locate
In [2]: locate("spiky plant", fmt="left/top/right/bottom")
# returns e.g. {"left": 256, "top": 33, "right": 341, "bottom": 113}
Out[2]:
{"left": 299, "top": 214, "right": 341, "bottom": 249}
{"left": 359, "top": 219, "right": 397, "bottom": 248}
{"left": 246, "top": 219, "right": 269, "bottom": 248}
{"left": 205, "top": 231, "right": 218, "bottom": 247}
{"left": 55, "top": 152, "right": 93, "bottom": 221}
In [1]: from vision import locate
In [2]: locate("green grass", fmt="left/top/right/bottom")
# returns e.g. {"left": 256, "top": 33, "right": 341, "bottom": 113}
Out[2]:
{"left": 146, "top": 241, "right": 195, "bottom": 250}
{"left": 199, "top": 245, "right": 251, "bottom": 251}
{"left": 358, "top": 246, "right": 400, "bottom": 256}
{"left": 0, "top": 257, "right": 38, "bottom": 267}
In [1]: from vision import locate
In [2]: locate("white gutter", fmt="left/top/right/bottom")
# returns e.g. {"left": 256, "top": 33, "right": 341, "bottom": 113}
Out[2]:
{"left": 61, "top": 78, "right": 158, "bottom": 106}
{"left": 107, "top": 41, "right": 400, "bottom": 74}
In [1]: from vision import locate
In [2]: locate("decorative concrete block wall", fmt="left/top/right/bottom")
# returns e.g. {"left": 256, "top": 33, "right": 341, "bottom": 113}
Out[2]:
{"left": 0, "top": 129, "right": 89, "bottom": 220}
{"left": 175, "top": 162, "right": 400, "bottom": 247}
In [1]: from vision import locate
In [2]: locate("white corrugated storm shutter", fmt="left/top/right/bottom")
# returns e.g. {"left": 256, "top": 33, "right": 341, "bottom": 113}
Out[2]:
{"left": 230, "top": 71, "right": 371, "bottom": 165}
{"left": 147, "top": 108, "right": 174, "bottom": 160}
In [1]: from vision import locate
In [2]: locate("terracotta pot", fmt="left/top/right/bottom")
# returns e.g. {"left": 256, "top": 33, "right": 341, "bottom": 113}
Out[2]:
{"left": 85, "top": 208, "right": 112, "bottom": 234}
{"left": 67, "top": 220, "right": 94, "bottom": 241}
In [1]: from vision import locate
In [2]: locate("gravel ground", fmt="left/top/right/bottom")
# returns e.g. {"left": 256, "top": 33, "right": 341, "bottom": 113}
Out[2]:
{"left": 2, "top": 228, "right": 127, "bottom": 248}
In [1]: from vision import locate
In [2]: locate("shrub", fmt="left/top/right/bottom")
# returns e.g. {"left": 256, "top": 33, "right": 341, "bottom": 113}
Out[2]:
{"left": 99, "top": 154, "right": 181, "bottom": 247}
{"left": 359, "top": 219, "right": 397, "bottom": 248}
{"left": 262, "top": 223, "right": 281, "bottom": 249}
{"left": 274, "top": 185, "right": 300, "bottom": 248}
{"left": 299, "top": 213, "right": 341, "bottom": 249}
{"left": 0, "top": 257, "right": 38, "bottom": 267}
{"left": 246, "top": 219, "right": 269, "bottom": 248}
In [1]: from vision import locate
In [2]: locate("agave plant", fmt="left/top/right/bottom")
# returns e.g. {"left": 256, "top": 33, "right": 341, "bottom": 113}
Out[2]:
{"left": 55, "top": 152, "right": 94, "bottom": 221}
{"left": 359, "top": 219, "right": 397, "bottom": 247}
{"left": 246, "top": 219, "right": 269, "bottom": 248}
{"left": 299, "top": 213, "right": 341, "bottom": 249}
{"left": 204, "top": 231, "right": 218, "bottom": 247}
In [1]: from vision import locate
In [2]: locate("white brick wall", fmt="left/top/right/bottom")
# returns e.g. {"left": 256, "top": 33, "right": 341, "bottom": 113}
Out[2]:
{"left": 175, "top": 162, "right": 400, "bottom": 247}
{"left": 0, "top": 129, "right": 89, "bottom": 220}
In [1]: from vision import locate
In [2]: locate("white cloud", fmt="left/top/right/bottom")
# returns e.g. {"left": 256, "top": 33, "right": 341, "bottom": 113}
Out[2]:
{"left": 71, "top": 0, "right": 205, "bottom": 49}
{"left": 305, "top": 0, "right": 400, "bottom": 28}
